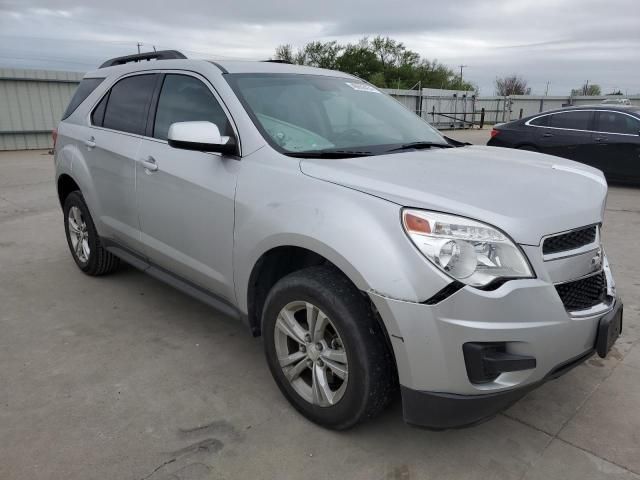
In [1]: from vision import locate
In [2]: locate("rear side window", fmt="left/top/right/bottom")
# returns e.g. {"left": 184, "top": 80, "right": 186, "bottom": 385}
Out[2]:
{"left": 62, "top": 77, "right": 104, "bottom": 120}
{"left": 102, "top": 74, "right": 157, "bottom": 135}
{"left": 548, "top": 111, "right": 593, "bottom": 130}
{"left": 153, "top": 74, "right": 231, "bottom": 140}
{"left": 529, "top": 115, "right": 549, "bottom": 127}
{"left": 596, "top": 112, "right": 640, "bottom": 135}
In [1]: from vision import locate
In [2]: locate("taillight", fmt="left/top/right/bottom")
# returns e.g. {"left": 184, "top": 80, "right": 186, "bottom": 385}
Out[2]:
{"left": 52, "top": 128, "right": 58, "bottom": 150}
{"left": 490, "top": 128, "right": 500, "bottom": 138}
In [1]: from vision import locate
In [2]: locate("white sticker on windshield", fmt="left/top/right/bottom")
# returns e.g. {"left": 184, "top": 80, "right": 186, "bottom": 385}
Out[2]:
{"left": 345, "top": 82, "right": 381, "bottom": 93}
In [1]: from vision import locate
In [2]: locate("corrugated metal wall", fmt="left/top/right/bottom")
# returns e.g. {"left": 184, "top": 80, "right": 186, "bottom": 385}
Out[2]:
{"left": 0, "top": 68, "right": 82, "bottom": 150}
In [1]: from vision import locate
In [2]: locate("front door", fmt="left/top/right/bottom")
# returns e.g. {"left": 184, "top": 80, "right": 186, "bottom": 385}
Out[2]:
{"left": 536, "top": 110, "right": 595, "bottom": 164}
{"left": 136, "top": 73, "right": 240, "bottom": 302}
{"left": 593, "top": 111, "right": 640, "bottom": 183}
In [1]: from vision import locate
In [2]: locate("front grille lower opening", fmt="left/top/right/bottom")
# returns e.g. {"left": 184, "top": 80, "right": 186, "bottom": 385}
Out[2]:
{"left": 555, "top": 270, "right": 607, "bottom": 311}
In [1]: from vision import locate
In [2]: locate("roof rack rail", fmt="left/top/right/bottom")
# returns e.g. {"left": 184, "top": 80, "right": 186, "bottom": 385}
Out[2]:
{"left": 99, "top": 50, "right": 187, "bottom": 69}
{"left": 262, "top": 59, "right": 293, "bottom": 64}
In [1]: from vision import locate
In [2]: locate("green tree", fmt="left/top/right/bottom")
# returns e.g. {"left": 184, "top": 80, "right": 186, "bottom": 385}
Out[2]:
{"left": 336, "top": 41, "right": 381, "bottom": 80}
{"left": 571, "top": 83, "right": 602, "bottom": 96}
{"left": 297, "top": 41, "right": 342, "bottom": 70}
{"left": 273, "top": 36, "right": 475, "bottom": 91}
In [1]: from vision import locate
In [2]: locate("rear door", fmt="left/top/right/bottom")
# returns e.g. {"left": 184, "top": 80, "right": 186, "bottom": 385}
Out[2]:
{"left": 88, "top": 73, "right": 158, "bottom": 250}
{"left": 535, "top": 110, "right": 595, "bottom": 163}
{"left": 135, "top": 72, "right": 240, "bottom": 301}
{"left": 593, "top": 111, "right": 640, "bottom": 183}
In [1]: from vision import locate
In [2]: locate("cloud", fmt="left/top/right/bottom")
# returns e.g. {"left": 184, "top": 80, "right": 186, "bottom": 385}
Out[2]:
{"left": 0, "top": 0, "right": 638, "bottom": 95}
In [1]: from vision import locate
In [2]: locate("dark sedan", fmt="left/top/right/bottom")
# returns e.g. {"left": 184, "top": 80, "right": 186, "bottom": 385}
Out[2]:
{"left": 487, "top": 105, "right": 640, "bottom": 185}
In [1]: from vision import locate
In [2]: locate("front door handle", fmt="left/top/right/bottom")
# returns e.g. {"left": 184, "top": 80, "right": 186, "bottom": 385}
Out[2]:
{"left": 594, "top": 136, "right": 608, "bottom": 142}
{"left": 141, "top": 156, "right": 158, "bottom": 172}
{"left": 84, "top": 137, "right": 96, "bottom": 149}
{"left": 542, "top": 133, "right": 554, "bottom": 138}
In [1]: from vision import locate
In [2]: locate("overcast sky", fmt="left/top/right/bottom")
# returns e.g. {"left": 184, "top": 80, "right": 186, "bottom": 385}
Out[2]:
{"left": 1, "top": 0, "right": 638, "bottom": 95}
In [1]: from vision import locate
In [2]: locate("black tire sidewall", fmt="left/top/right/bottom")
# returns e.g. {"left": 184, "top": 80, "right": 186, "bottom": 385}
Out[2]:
{"left": 262, "top": 268, "right": 378, "bottom": 430}
{"left": 63, "top": 192, "right": 100, "bottom": 273}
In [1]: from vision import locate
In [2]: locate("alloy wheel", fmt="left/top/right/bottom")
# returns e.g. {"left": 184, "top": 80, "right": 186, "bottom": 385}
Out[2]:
{"left": 274, "top": 301, "right": 349, "bottom": 407}
{"left": 67, "top": 206, "right": 90, "bottom": 263}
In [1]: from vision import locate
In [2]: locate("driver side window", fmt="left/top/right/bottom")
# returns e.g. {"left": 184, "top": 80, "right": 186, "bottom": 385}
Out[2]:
{"left": 596, "top": 112, "right": 640, "bottom": 135}
{"left": 153, "top": 74, "right": 231, "bottom": 141}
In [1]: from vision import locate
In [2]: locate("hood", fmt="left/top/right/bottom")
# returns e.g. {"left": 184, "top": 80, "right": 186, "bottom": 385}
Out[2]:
{"left": 300, "top": 145, "right": 607, "bottom": 245}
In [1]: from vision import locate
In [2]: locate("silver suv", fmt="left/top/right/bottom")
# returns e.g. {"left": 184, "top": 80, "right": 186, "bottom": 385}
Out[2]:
{"left": 54, "top": 50, "right": 623, "bottom": 430}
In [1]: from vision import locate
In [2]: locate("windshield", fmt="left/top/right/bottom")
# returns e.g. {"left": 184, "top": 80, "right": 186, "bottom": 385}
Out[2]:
{"left": 225, "top": 73, "right": 447, "bottom": 155}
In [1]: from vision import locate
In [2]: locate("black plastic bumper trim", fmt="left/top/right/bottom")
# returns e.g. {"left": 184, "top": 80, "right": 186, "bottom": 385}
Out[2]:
{"left": 422, "top": 281, "right": 465, "bottom": 305}
{"left": 401, "top": 348, "right": 596, "bottom": 430}
{"left": 463, "top": 342, "right": 536, "bottom": 384}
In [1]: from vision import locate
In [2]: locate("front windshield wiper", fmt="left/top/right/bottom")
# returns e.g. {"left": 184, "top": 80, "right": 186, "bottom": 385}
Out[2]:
{"left": 384, "top": 141, "right": 454, "bottom": 153}
{"left": 284, "top": 149, "right": 374, "bottom": 159}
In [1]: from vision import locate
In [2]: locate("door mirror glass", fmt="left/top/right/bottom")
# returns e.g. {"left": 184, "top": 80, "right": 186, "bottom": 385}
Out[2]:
{"left": 167, "top": 121, "right": 236, "bottom": 154}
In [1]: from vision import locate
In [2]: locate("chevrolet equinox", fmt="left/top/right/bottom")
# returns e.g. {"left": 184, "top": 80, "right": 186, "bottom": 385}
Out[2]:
{"left": 53, "top": 50, "right": 623, "bottom": 430}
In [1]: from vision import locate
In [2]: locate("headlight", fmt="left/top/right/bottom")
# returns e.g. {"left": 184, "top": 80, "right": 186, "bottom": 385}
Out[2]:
{"left": 402, "top": 209, "right": 534, "bottom": 287}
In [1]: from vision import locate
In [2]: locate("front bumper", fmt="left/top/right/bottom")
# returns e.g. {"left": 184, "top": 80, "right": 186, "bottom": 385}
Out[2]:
{"left": 369, "top": 273, "right": 621, "bottom": 429}
{"left": 400, "top": 347, "right": 595, "bottom": 429}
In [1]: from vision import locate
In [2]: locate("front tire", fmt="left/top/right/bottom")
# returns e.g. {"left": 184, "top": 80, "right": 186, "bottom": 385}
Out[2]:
{"left": 262, "top": 266, "right": 395, "bottom": 430}
{"left": 63, "top": 191, "right": 119, "bottom": 276}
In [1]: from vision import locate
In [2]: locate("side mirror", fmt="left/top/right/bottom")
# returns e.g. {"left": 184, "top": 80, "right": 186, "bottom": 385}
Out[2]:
{"left": 167, "top": 121, "right": 237, "bottom": 155}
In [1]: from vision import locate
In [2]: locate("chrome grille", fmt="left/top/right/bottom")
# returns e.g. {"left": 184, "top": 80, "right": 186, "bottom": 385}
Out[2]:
{"left": 543, "top": 226, "right": 597, "bottom": 255}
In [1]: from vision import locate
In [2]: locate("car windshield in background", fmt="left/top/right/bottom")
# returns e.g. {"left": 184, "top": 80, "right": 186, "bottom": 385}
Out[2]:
{"left": 225, "top": 73, "right": 447, "bottom": 156}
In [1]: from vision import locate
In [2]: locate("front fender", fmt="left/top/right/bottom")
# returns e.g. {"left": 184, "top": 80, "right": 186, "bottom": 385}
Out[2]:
{"left": 233, "top": 154, "right": 450, "bottom": 314}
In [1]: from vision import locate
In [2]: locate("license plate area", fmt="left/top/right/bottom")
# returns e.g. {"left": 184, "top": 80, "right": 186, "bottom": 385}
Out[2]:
{"left": 596, "top": 302, "right": 623, "bottom": 358}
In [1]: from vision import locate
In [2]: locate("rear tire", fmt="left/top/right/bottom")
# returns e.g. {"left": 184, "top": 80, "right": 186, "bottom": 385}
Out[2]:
{"left": 262, "top": 266, "right": 396, "bottom": 430}
{"left": 63, "top": 191, "right": 120, "bottom": 276}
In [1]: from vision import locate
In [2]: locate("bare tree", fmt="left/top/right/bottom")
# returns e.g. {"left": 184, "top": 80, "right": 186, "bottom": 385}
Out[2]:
{"left": 274, "top": 44, "right": 296, "bottom": 63}
{"left": 495, "top": 75, "right": 531, "bottom": 96}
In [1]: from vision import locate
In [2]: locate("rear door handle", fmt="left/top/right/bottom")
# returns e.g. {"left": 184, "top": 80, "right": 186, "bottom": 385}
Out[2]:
{"left": 594, "top": 136, "right": 608, "bottom": 142}
{"left": 542, "top": 133, "right": 553, "bottom": 138}
{"left": 84, "top": 137, "right": 96, "bottom": 149}
{"left": 141, "top": 156, "right": 158, "bottom": 172}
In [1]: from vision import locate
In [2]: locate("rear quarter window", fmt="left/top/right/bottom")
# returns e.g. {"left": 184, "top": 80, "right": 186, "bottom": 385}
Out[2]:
{"left": 62, "top": 78, "right": 104, "bottom": 120}
{"left": 529, "top": 115, "right": 549, "bottom": 127}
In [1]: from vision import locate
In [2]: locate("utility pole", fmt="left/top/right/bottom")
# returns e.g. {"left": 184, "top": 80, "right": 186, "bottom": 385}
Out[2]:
{"left": 545, "top": 81, "right": 550, "bottom": 96}
{"left": 458, "top": 65, "right": 467, "bottom": 88}
{"left": 136, "top": 42, "right": 143, "bottom": 54}
{"left": 583, "top": 80, "right": 589, "bottom": 96}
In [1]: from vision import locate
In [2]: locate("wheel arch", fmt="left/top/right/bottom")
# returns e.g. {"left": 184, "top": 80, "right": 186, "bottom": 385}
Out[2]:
{"left": 244, "top": 241, "right": 369, "bottom": 337}
{"left": 57, "top": 173, "right": 81, "bottom": 207}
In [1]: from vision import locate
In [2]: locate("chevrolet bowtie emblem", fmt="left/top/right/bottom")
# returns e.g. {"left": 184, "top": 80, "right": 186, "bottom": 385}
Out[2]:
{"left": 591, "top": 249, "right": 603, "bottom": 271}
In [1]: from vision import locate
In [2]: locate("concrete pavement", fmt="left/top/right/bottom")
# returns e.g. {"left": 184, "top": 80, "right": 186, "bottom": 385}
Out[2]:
{"left": 1, "top": 148, "right": 639, "bottom": 480}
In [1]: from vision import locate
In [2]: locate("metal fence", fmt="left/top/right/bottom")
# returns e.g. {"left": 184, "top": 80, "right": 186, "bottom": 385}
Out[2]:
{"left": 0, "top": 68, "right": 83, "bottom": 150}
{"left": 383, "top": 88, "right": 640, "bottom": 129}
{"left": 1, "top": 68, "right": 639, "bottom": 151}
